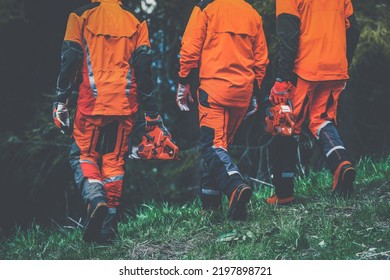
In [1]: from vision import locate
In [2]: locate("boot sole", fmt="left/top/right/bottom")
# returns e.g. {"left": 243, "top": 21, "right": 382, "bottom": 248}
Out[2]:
{"left": 334, "top": 167, "right": 355, "bottom": 198}
{"left": 83, "top": 203, "right": 108, "bottom": 243}
{"left": 228, "top": 186, "right": 252, "bottom": 221}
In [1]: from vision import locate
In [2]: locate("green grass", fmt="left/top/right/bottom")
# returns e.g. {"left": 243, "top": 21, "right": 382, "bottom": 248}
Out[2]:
{"left": 1, "top": 157, "right": 389, "bottom": 260}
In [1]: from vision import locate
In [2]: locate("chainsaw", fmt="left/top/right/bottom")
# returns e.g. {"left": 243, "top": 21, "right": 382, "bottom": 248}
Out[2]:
{"left": 265, "top": 102, "right": 296, "bottom": 136}
{"left": 128, "top": 122, "right": 179, "bottom": 160}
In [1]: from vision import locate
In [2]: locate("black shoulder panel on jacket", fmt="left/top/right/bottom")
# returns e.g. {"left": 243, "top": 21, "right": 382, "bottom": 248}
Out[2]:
{"left": 73, "top": 2, "right": 100, "bottom": 17}
{"left": 196, "top": 0, "right": 215, "bottom": 11}
{"left": 346, "top": 14, "right": 360, "bottom": 65}
{"left": 276, "top": 13, "right": 301, "bottom": 82}
{"left": 120, "top": 5, "right": 145, "bottom": 22}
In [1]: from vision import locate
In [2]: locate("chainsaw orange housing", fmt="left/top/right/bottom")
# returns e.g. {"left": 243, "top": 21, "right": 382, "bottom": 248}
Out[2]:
{"left": 137, "top": 126, "right": 179, "bottom": 160}
{"left": 265, "top": 104, "right": 296, "bottom": 136}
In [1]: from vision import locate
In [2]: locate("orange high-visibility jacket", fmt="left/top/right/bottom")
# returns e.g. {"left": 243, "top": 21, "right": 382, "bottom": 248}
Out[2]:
{"left": 276, "top": 0, "right": 357, "bottom": 81}
{"left": 57, "top": 0, "right": 151, "bottom": 116}
{"left": 179, "top": 0, "right": 269, "bottom": 105}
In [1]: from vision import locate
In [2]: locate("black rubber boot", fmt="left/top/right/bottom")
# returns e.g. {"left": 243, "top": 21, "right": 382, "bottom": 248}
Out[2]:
{"left": 332, "top": 161, "right": 355, "bottom": 198}
{"left": 268, "top": 136, "right": 298, "bottom": 200}
{"left": 83, "top": 197, "right": 108, "bottom": 243}
{"left": 200, "top": 161, "right": 222, "bottom": 210}
{"left": 99, "top": 207, "right": 118, "bottom": 244}
{"left": 201, "top": 188, "right": 222, "bottom": 210}
{"left": 318, "top": 122, "right": 355, "bottom": 197}
{"left": 227, "top": 184, "right": 253, "bottom": 221}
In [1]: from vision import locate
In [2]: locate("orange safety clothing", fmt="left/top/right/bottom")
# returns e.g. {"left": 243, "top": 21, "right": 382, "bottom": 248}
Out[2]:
{"left": 179, "top": 0, "right": 269, "bottom": 105}
{"left": 198, "top": 90, "right": 248, "bottom": 150}
{"left": 59, "top": 1, "right": 159, "bottom": 212}
{"left": 179, "top": 0, "right": 269, "bottom": 202}
{"left": 290, "top": 78, "right": 346, "bottom": 138}
{"left": 57, "top": 0, "right": 151, "bottom": 116}
{"left": 269, "top": 0, "right": 360, "bottom": 201}
{"left": 276, "top": 0, "right": 355, "bottom": 81}
{"left": 71, "top": 111, "right": 135, "bottom": 208}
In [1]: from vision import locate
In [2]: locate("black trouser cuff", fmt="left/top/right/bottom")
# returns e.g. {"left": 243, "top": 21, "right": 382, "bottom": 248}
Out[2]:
{"left": 273, "top": 175, "right": 294, "bottom": 198}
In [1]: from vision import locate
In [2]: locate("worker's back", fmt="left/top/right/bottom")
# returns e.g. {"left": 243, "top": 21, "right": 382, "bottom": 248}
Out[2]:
{"left": 65, "top": 0, "right": 149, "bottom": 115}
{"left": 180, "top": 0, "right": 268, "bottom": 104}
{"left": 201, "top": 0, "right": 264, "bottom": 102}
{"left": 277, "top": 0, "right": 354, "bottom": 81}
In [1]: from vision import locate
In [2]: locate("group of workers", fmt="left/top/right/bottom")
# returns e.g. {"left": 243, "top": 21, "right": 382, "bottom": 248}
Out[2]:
{"left": 52, "top": 0, "right": 360, "bottom": 244}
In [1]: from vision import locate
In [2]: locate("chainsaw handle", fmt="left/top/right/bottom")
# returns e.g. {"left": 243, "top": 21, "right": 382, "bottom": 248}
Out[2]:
{"left": 284, "top": 112, "right": 295, "bottom": 127}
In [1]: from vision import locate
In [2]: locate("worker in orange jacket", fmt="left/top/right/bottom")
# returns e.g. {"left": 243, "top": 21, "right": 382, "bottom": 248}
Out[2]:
{"left": 53, "top": 0, "right": 169, "bottom": 243}
{"left": 267, "top": 0, "right": 360, "bottom": 204}
{"left": 177, "top": 0, "right": 269, "bottom": 220}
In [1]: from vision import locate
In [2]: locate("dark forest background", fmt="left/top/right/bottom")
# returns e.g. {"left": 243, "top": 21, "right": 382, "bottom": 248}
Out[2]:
{"left": 0, "top": 0, "right": 389, "bottom": 237}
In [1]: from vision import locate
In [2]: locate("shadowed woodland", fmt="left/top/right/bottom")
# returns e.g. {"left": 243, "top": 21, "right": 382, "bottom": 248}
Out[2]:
{"left": 0, "top": 0, "right": 389, "bottom": 237}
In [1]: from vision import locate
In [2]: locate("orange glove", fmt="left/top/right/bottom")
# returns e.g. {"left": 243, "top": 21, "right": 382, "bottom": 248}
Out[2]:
{"left": 269, "top": 79, "right": 293, "bottom": 105}
{"left": 144, "top": 112, "right": 170, "bottom": 135}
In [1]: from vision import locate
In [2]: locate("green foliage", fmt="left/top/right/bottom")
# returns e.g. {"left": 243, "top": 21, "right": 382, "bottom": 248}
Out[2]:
{"left": 353, "top": 0, "right": 390, "bottom": 66}
{"left": 1, "top": 157, "right": 389, "bottom": 260}
{"left": 0, "top": 0, "right": 25, "bottom": 25}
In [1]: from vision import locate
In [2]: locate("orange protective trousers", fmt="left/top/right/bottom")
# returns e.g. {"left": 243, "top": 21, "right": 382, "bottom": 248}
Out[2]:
{"left": 198, "top": 89, "right": 248, "bottom": 150}
{"left": 70, "top": 110, "right": 135, "bottom": 207}
{"left": 198, "top": 89, "right": 248, "bottom": 196}
{"left": 291, "top": 78, "right": 346, "bottom": 138}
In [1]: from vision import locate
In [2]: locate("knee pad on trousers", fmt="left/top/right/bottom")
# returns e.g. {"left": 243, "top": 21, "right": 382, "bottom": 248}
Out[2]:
{"left": 69, "top": 141, "right": 85, "bottom": 189}
{"left": 69, "top": 141, "right": 106, "bottom": 204}
{"left": 202, "top": 146, "right": 244, "bottom": 197}
{"left": 81, "top": 179, "right": 106, "bottom": 205}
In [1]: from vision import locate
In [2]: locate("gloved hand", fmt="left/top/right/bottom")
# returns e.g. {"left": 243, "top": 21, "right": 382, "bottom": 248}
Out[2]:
{"left": 244, "top": 96, "right": 258, "bottom": 120}
{"left": 176, "top": 83, "right": 193, "bottom": 111}
{"left": 145, "top": 112, "right": 169, "bottom": 134}
{"left": 53, "top": 102, "right": 71, "bottom": 135}
{"left": 269, "top": 79, "right": 293, "bottom": 105}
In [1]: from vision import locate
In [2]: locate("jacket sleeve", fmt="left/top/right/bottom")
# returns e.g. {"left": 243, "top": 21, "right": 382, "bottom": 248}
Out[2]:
{"left": 56, "top": 12, "right": 84, "bottom": 103}
{"left": 132, "top": 21, "right": 158, "bottom": 114}
{"left": 275, "top": 0, "right": 301, "bottom": 82}
{"left": 345, "top": 0, "right": 360, "bottom": 66}
{"left": 253, "top": 18, "right": 269, "bottom": 90}
{"left": 178, "top": 6, "right": 207, "bottom": 85}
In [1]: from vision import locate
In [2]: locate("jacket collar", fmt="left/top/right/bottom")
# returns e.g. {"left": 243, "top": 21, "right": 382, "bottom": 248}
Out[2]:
{"left": 91, "top": 0, "right": 122, "bottom": 3}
